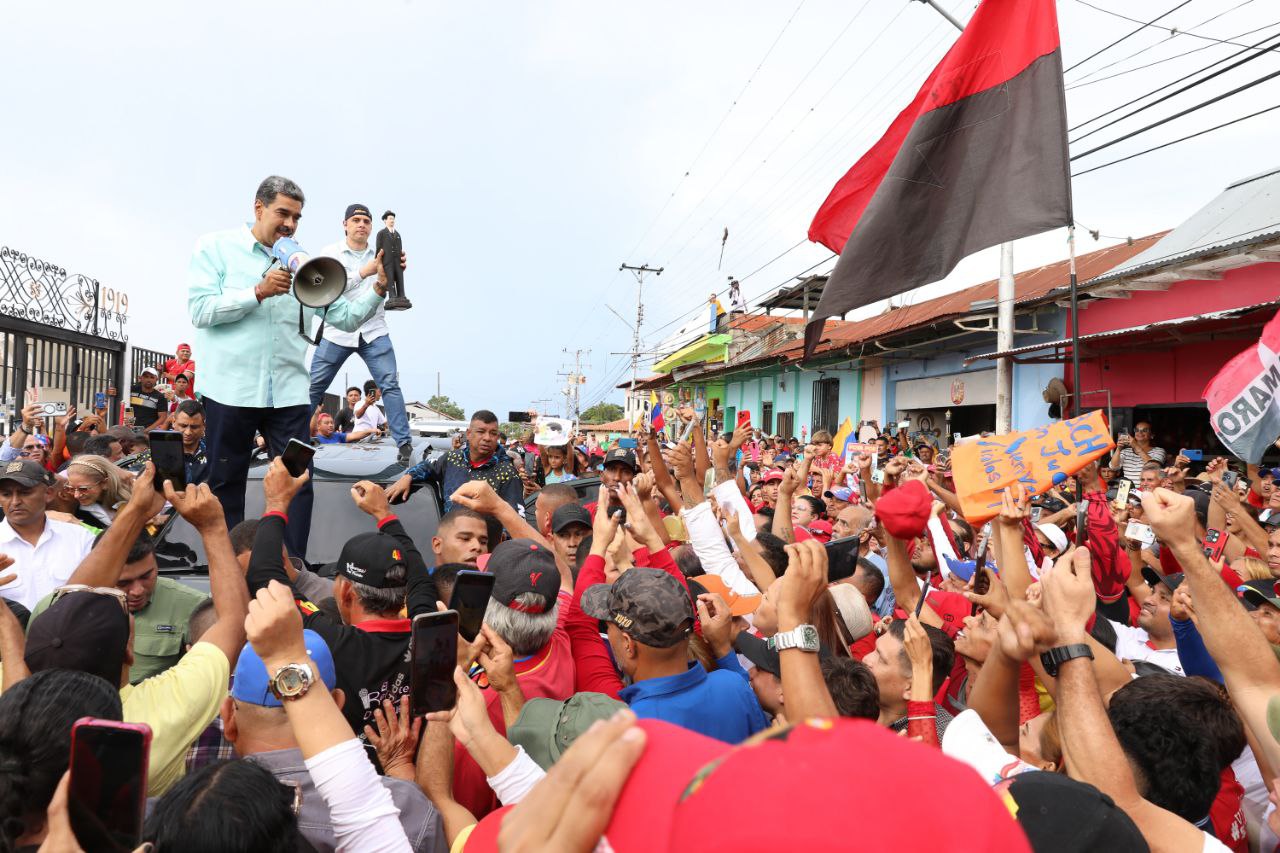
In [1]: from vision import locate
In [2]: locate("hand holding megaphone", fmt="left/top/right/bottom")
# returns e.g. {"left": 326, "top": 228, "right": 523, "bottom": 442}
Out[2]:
{"left": 256, "top": 266, "right": 292, "bottom": 301}
{"left": 270, "top": 238, "right": 347, "bottom": 309}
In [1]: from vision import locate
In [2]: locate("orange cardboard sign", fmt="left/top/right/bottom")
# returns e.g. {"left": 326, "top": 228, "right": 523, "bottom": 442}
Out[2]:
{"left": 952, "top": 410, "right": 1114, "bottom": 525}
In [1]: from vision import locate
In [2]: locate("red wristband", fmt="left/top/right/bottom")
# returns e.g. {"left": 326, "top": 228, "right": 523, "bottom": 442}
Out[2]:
{"left": 377, "top": 514, "right": 400, "bottom": 530}
{"left": 263, "top": 510, "right": 288, "bottom": 523}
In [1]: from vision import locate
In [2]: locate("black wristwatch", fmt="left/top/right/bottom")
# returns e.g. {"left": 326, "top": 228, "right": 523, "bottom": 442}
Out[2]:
{"left": 1039, "top": 643, "right": 1094, "bottom": 677}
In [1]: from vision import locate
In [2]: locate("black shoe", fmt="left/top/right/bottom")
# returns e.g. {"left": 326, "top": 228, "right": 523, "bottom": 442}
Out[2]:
{"left": 398, "top": 442, "right": 413, "bottom": 466}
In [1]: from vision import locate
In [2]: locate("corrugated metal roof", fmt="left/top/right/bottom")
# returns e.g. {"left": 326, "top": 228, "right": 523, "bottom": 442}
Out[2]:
{"left": 964, "top": 299, "right": 1280, "bottom": 363}
{"left": 1089, "top": 167, "right": 1280, "bottom": 285}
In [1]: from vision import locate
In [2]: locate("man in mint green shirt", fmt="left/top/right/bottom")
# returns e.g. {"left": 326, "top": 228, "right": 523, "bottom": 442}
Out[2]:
{"left": 188, "top": 175, "right": 386, "bottom": 555}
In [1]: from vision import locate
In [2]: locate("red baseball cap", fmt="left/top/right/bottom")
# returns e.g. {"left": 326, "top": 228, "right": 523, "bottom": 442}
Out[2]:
{"left": 464, "top": 718, "right": 1030, "bottom": 852}
{"left": 762, "top": 469, "right": 785, "bottom": 484}
{"left": 874, "top": 478, "right": 932, "bottom": 539}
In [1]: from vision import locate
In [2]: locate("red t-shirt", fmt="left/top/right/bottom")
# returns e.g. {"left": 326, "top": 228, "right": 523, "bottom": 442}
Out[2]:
{"left": 452, "top": 593, "right": 576, "bottom": 817}
{"left": 1209, "top": 767, "right": 1248, "bottom": 853}
{"left": 162, "top": 358, "right": 195, "bottom": 388}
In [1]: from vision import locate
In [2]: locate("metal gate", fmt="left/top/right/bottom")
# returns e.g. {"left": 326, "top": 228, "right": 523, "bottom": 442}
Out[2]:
{"left": 1, "top": 245, "right": 128, "bottom": 431}
{"left": 811, "top": 378, "right": 841, "bottom": 436}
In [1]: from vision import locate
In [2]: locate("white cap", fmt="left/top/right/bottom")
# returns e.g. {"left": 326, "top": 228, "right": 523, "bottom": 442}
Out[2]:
{"left": 942, "top": 709, "right": 1042, "bottom": 785}
{"left": 828, "top": 583, "right": 874, "bottom": 641}
{"left": 140, "top": 367, "right": 159, "bottom": 377}
{"left": 1036, "top": 522, "right": 1069, "bottom": 553}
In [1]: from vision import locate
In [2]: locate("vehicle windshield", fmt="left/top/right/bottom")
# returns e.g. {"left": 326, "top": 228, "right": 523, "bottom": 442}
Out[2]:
{"left": 155, "top": 480, "right": 440, "bottom": 573}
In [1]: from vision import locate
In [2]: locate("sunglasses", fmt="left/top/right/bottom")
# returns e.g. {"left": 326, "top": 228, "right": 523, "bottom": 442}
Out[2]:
{"left": 51, "top": 584, "right": 128, "bottom": 615}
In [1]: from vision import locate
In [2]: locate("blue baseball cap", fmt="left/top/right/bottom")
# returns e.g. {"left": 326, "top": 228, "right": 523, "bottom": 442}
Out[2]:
{"left": 231, "top": 629, "right": 336, "bottom": 707}
{"left": 823, "top": 486, "right": 855, "bottom": 502}
{"left": 943, "top": 554, "right": 998, "bottom": 583}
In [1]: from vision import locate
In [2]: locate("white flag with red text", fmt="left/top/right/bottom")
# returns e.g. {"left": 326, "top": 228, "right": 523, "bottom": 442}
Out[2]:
{"left": 1204, "top": 311, "right": 1280, "bottom": 463}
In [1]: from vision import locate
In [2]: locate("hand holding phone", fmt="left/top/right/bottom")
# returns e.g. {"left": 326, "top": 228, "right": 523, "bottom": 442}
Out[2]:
{"left": 70, "top": 718, "right": 151, "bottom": 851}
{"left": 282, "top": 438, "right": 316, "bottom": 478}
{"left": 1202, "top": 528, "right": 1226, "bottom": 562}
{"left": 411, "top": 611, "right": 460, "bottom": 716}
{"left": 148, "top": 431, "right": 186, "bottom": 492}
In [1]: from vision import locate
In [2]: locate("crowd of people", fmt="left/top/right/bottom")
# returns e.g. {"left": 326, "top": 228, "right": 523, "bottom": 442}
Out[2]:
{"left": 6, "top": 388, "right": 1280, "bottom": 852}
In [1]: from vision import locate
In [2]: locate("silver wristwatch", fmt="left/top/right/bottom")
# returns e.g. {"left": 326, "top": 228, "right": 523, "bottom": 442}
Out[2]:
{"left": 770, "top": 624, "right": 820, "bottom": 653}
{"left": 269, "top": 662, "right": 316, "bottom": 702}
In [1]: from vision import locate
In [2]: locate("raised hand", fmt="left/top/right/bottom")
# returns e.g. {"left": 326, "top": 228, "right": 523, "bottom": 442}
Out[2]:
{"left": 1038, "top": 547, "right": 1096, "bottom": 644}
{"left": 163, "top": 481, "right": 226, "bottom": 532}
{"left": 263, "top": 457, "right": 310, "bottom": 514}
{"left": 1139, "top": 488, "right": 1197, "bottom": 551}
{"left": 449, "top": 479, "right": 505, "bottom": 516}
{"left": 351, "top": 479, "right": 392, "bottom": 520}
{"left": 364, "top": 695, "right": 422, "bottom": 780}
{"left": 996, "top": 600, "right": 1058, "bottom": 662}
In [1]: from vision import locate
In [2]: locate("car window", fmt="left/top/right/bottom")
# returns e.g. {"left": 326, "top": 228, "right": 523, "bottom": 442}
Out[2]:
{"left": 155, "top": 481, "right": 440, "bottom": 572}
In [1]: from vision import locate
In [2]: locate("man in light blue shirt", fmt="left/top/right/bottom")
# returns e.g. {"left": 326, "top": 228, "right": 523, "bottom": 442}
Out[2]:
{"left": 308, "top": 203, "right": 414, "bottom": 466}
{"left": 188, "top": 176, "right": 386, "bottom": 555}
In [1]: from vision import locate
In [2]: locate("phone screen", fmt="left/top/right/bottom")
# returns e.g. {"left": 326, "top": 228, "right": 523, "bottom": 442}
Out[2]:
{"left": 148, "top": 431, "right": 186, "bottom": 491}
{"left": 70, "top": 720, "right": 150, "bottom": 852}
{"left": 449, "top": 571, "right": 496, "bottom": 643}
{"left": 282, "top": 438, "right": 316, "bottom": 477}
{"left": 94, "top": 392, "right": 107, "bottom": 410}
{"left": 411, "top": 611, "right": 459, "bottom": 716}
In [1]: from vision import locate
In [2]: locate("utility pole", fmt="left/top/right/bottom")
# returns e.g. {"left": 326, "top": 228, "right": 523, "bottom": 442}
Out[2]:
{"left": 558, "top": 348, "right": 590, "bottom": 421}
{"left": 619, "top": 263, "right": 663, "bottom": 430}
{"left": 913, "top": 0, "right": 1014, "bottom": 435}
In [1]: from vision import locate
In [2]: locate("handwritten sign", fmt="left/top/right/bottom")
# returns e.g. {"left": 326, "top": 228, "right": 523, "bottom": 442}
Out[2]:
{"left": 951, "top": 410, "right": 1115, "bottom": 525}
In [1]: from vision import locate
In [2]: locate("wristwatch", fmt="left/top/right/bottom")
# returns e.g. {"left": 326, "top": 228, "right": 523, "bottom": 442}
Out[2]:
{"left": 1039, "top": 643, "right": 1093, "bottom": 677}
{"left": 269, "top": 662, "right": 316, "bottom": 702}
{"left": 770, "top": 625, "right": 820, "bottom": 653}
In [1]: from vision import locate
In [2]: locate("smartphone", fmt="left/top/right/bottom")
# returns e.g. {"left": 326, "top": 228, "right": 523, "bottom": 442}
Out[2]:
{"left": 824, "top": 535, "right": 861, "bottom": 582}
{"left": 871, "top": 469, "right": 885, "bottom": 485}
{"left": 1076, "top": 498, "right": 1089, "bottom": 547}
{"left": 94, "top": 391, "right": 107, "bottom": 410}
{"left": 1125, "top": 520, "right": 1155, "bottom": 546}
{"left": 1203, "top": 528, "right": 1226, "bottom": 562}
{"left": 410, "top": 611, "right": 460, "bottom": 716}
{"left": 1114, "top": 479, "right": 1132, "bottom": 507}
{"left": 1222, "top": 470, "right": 1240, "bottom": 489}
{"left": 952, "top": 432, "right": 961, "bottom": 443}
{"left": 737, "top": 410, "right": 751, "bottom": 429}
{"left": 449, "top": 570, "right": 496, "bottom": 643}
{"left": 1031, "top": 506, "right": 1043, "bottom": 522}
{"left": 148, "top": 431, "right": 186, "bottom": 491}
{"left": 282, "top": 437, "right": 315, "bottom": 477}
{"left": 1181, "top": 448, "right": 1203, "bottom": 461}
{"left": 973, "top": 522, "right": 992, "bottom": 570}
{"left": 69, "top": 718, "right": 151, "bottom": 852}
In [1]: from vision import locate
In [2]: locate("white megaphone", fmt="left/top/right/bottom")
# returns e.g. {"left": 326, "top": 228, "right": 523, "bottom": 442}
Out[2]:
{"left": 271, "top": 238, "right": 347, "bottom": 308}
{"left": 271, "top": 238, "right": 349, "bottom": 345}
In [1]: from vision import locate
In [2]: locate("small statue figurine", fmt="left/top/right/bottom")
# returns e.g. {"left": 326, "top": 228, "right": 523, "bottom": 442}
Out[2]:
{"left": 378, "top": 210, "right": 412, "bottom": 311}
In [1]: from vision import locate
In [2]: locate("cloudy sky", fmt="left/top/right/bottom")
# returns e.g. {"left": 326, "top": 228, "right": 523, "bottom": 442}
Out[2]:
{"left": 2, "top": 0, "right": 1277, "bottom": 419}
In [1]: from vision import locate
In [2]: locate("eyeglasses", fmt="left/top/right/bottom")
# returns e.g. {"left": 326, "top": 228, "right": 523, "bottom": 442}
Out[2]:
{"left": 65, "top": 485, "right": 98, "bottom": 496}
{"left": 18, "top": 448, "right": 41, "bottom": 457}
{"left": 51, "top": 584, "right": 129, "bottom": 615}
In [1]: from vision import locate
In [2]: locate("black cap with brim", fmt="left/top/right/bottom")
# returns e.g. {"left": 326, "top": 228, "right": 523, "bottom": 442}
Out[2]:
{"left": 26, "top": 593, "right": 129, "bottom": 685}
{"left": 1140, "top": 567, "right": 1184, "bottom": 592}
{"left": 734, "top": 632, "right": 781, "bottom": 678}
{"left": 336, "top": 531, "right": 408, "bottom": 589}
{"left": 1006, "top": 771, "right": 1147, "bottom": 851}
{"left": 602, "top": 448, "right": 639, "bottom": 473}
{"left": 551, "top": 503, "right": 592, "bottom": 534}
{"left": 1241, "top": 585, "right": 1280, "bottom": 611}
{"left": 0, "top": 459, "right": 52, "bottom": 488}
{"left": 489, "top": 538, "right": 561, "bottom": 609}
{"left": 581, "top": 568, "right": 693, "bottom": 648}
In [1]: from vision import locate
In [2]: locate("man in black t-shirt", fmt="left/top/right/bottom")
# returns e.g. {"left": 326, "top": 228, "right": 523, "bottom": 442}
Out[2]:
{"left": 334, "top": 386, "right": 361, "bottom": 433}
{"left": 129, "top": 367, "right": 167, "bottom": 430}
{"left": 246, "top": 461, "right": 438, "bottom": 742}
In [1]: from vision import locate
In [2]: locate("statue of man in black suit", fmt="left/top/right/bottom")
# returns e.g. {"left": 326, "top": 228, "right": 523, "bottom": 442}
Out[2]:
{"left": 377, "top": 210, "right": 412, "bottom": 311}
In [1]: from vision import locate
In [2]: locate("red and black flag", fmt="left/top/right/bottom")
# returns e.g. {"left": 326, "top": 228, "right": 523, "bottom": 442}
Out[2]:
{"left": 804, "top": 0, "right": 1071, "bottom": 356}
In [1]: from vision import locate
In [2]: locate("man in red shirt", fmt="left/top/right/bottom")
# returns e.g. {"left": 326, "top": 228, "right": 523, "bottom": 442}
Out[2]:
{"left": 162, "top": 342, "right": 196, "bottom": 389}
{"left": 452, "top": 538, "right": 575, "bottom": 817}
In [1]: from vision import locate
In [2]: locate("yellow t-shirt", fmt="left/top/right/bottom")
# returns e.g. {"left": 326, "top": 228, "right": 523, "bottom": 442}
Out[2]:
{"left": 119, "top": 641, "right": 230, "bottom": 796}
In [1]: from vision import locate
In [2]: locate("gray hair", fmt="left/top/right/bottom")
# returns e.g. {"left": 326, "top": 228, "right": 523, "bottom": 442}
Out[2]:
{"left": 347, "top": 563, "right": 407, "bottom": 617}
{"left": 255, "top": 175, "right": 305, "bottom": 207}
{"left": 484, "top": 595, "right": 558, "bottom": 656}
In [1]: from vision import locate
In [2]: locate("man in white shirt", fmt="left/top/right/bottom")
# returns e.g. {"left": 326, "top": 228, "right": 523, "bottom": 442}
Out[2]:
{"left": 1107, "top": 569, "right": 1185, "bottom": 676}
{"left": 0, "top": 460, "right": 97, "bottom": 610}
{"left": 308, "top": 203, "right": 413, "bottom": 465}
{"left": 353, "top": 379, "right": 388, "bottom": 436}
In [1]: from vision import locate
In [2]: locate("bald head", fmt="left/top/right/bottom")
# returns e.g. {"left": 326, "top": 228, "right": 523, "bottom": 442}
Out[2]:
{"left": 535, "top": 483, "right": 579, "bottom": 536}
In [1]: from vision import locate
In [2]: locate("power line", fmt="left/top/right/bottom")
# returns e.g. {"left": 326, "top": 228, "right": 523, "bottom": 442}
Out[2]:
{"left": 1072, "top": 0, "right": 1280, "bottom": 51}
{"left": 1070, "top": 66, "right": 1280, "bottom": 161}
{"left": 1069, "top": 29, "right": 1280, "bottom": 141}
{"left": 1063, "top": 0, "right": 1195, "bottom": 74}
{"left": 1065, "top": 19, "right": 1280, "bottom": 90}
{"left": 1073, "top": 101, "right": 1280, "bottom": 177}
{"left": 1066, "top": 0, "right": 1257, "bottom": 85}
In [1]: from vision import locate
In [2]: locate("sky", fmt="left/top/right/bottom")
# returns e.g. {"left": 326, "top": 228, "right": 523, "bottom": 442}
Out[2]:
{"left": 2, "top": 0, "right": 1277, "bottom": 421}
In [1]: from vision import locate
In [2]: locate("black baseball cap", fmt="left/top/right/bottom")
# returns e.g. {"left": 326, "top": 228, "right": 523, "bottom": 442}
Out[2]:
{"left": 734, "top": 631, "right": 780, "bottom": 677}
{"left": 382, "top": 209, "right": 396, "bottom": 221}
{"left": 581, "top": 568, "right": 694, "bottom": 648}
{"left": 1140, "top": 568, "right": 1184, "bottom": 592}
{"left": 26, "top": 592, "right": 130, "bottom": 685}
{"left": 0, "top": 459, "right": 52, "bottom": 488}
{"left": 489, "top": 538, "right": 561, "bottom": 612}
{"left": 336, "top": 532, "right": 408, "bottom": 589}
{"left": 602, "top": 448, "right": 639, "bottom": 473}
{"left": 344, "top": 203, "right": 371, "bottom": 221}
{"left": 551, "top": 503, "right": 592, "bottom": 534}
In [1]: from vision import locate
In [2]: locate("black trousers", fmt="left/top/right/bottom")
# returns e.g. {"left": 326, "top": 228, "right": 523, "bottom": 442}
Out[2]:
{"left": 385, "top": 253, "right": 405, "bottom": 300}
{"left": 203, "top": 395, "right": 313, "bottom": 558}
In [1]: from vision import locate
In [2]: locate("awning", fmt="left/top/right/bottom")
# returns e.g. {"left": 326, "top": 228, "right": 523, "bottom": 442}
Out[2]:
{"left": 653, "top": 333, "right": 730, "bottom": 374}
{"left": 964, "top": 300, "right": 1280, "bottom": 365}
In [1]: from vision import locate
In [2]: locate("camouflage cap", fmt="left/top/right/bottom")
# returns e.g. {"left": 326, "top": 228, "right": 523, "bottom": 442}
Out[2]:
{"left": 580, "top": 568, "right": 695, "bottom": 649}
